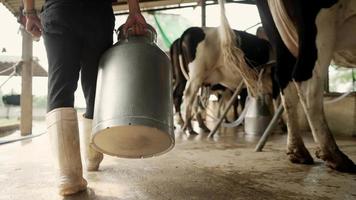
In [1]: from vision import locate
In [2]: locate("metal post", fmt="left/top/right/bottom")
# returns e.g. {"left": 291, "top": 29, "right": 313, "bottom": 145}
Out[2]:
{"left": 20, "top": 27, "right": 33, "bottom": 136}
{"left": 208, "top": 81, "right": 244, "bottom": 138}
{"left": 324, "top": 66, "right": 330, "bottom": 93}
{"left": 201, "top": 0, "right": 206, "bottom": 27}
{"left": 254, "top": 104, "right": 284, "bottom": 152}
{"left": 353, "top": 69, "right": 356, "bottom": 137}
{"left": 353, "top": 92, "right": 356, "bottom": 137}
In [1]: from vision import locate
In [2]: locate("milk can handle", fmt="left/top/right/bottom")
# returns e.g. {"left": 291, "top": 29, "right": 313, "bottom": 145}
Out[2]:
{"left": 116, "top": 24, "right": 157, "bottom": 43}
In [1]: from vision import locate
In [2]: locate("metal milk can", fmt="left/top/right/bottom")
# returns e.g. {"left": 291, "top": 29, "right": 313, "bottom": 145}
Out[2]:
{"left": 244, "top": 94, "right": 273, "bottom": 135}
{"left": 92, "top": 25, "right": 174, "bottom": 158}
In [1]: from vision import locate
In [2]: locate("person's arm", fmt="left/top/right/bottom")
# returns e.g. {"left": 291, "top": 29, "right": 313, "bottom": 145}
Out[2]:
{"left": 127, "top": 0, "right": 141, "bottom": 13}
{"left": 22, "top": 0, "right": 42, "bottom": 38}
{"left": 123, "top": 0, "right": 147, "bottom": 35}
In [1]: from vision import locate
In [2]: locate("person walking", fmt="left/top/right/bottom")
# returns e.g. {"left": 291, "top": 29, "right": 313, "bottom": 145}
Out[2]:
{"left": 22, "top": 0, "right": 147, "bottom": 196}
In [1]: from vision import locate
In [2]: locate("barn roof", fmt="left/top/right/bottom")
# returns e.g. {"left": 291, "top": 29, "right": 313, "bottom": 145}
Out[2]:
{"left": 0, "top": 55, "right": 48, "bottom": 77}
{"left": 1, "top": 0, "right": 256, "bottom": 16}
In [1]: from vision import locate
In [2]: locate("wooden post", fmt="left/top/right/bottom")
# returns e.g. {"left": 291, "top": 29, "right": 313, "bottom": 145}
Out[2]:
{"left": 20, "top": 27, "right": 33, "bottom": 136}
{"left": 201, "top": 0, "right": 206, "bottom": 27}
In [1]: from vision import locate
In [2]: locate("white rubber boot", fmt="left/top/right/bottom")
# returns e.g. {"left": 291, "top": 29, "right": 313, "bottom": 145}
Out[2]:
{"left": 46, "top": 108, "right": 87, "bottom": 196}
{"left": 79, "top": 115, "right": 104, "bottom": 171}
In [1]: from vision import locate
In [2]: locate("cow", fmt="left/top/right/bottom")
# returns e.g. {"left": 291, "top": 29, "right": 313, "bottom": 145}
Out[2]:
{"left": 171, "top": 36, "right": 252, "bottom": 135}
{"left": 181, "top": 1, "right": 273, "bottom": 136}
{"left": 170, "top": 38, "right": 213, "bottom": 134}
{"left": 170, "top": 39, "right": 186, "bottom": 126}
{"left": 245, "top": 0, "right": 356, "bottom": 172}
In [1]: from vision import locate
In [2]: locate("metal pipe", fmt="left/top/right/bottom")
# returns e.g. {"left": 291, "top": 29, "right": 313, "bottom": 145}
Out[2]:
{"left": 254, "top": 104, "right": 284, "bottom": 152}
{"left": 113, "top": 1, "right": 256, "bottom": 15}
{"left": 208, "top": 81, "right": 244, "bottom": 138}
{"left": 201, "top": 0, "right": 206, "bottom": 27}
{"left": 0, "top": 131, "right": 46, "bottom": 145}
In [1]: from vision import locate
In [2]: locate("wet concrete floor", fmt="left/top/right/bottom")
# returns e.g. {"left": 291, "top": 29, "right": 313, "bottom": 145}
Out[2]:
{"left": 0, "top": 122, "right": 356, "bottom": 200}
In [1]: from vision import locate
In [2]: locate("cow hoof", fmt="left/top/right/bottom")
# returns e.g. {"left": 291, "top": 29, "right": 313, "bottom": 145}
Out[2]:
{"left": 189, "top": 130, "right": 199, "bottom": 135}
{"left": 316, "top": 148, "right": 356, "bottom": 173}
{"left": 177, "top": 119, "right": 184, "bottom": 126}
{"left": 200, "top": 127, "right": 211, "bottom": 133}
{"left": 287, "top": 146, "right": 314, "bottom": 164}
{"left": 182, "top": 124, "right": 188, "bottom": 131}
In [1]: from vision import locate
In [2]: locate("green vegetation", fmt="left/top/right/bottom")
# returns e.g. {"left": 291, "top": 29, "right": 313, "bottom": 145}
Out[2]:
{"left": 329, "top": 65, "right": 356, "bottom": 92}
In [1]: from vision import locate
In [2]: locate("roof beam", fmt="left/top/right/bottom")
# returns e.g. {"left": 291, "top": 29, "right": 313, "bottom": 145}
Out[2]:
{"left": 1, "top": 0, "right": 256, "bottom": 16}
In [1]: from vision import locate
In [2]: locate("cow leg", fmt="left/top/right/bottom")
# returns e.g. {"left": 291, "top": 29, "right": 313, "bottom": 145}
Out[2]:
{"left": 217, "top": 90, "right": 231, "bottom": 122}
{"left": 191, "top": 95, "right": 210, "bottom": 133}
{"left": 199, "top": 87, "right": 211, "bottom": 132}
{"left": 196, "top": 112, "right": 210, "bottom": 133}
{"left": 173, "top": 82, "right": 186, "bottom": 126}
{"left": 183, "top": 95, "right": 198, "bottom": 135}
{"left": 295, "top": 76, "right": 356, "bottom": 172}
{"left": 183, "top": 78, "right": 202, "bottom": 135}
{"left": 281, "top": 83, "right": 314, "bottom": 164}
{"left": 292, "top": 8, "right": 356, "bottom": 171}
{"left": 274, "top": 95, "right": 288, "bottom": 132}
{"left": 185, "top": 119, "right": 198, "bottom": 135}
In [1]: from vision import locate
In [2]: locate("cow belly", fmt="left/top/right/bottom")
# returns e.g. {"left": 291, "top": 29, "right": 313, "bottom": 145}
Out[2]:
{"left": 339, "top": 0, "right": 356, "bottom": 22}
{"left": 267, "top": 0, "right": 298, "bottom": 57}
{"left": 333, "top": 50, "right": 356, "bottom": 68}
{"left": 320, "top": 0, "right": 356, "bottom": 67}
{"left": 335, "top": 15, "right": 356, "bottom": 51}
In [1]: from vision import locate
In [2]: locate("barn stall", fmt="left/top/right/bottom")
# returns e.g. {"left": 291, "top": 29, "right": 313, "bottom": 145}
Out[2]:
{"left": 0, "top": 0, "right": 355, "bottom": 199}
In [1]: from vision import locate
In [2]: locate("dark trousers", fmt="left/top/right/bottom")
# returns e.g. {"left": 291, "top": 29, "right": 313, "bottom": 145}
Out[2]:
{"left": 41, "top": 1, "right": 115, "bottom": 118}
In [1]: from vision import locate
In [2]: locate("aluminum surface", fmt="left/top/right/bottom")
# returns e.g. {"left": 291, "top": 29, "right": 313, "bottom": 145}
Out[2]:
{"left": 92, "top": 31, "right": 174, "bottom": 158}
{"left": 244, "top": 95, "right": 273, "bottom": 135}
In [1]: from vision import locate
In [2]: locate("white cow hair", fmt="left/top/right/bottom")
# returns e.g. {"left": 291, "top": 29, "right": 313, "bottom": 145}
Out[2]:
{"left": 217, "top": 0, "right": 260, "bottom": 96}
{"left": 183, "top": 0, "right": 247, "bottom": 127}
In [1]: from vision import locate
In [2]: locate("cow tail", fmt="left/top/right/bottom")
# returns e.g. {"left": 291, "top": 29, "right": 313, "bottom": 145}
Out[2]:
{"left": 218, "top": 0, "right": 260, "bottom": 96}
{"left": 218, "top": 0, "right": 236, "bottom": 50}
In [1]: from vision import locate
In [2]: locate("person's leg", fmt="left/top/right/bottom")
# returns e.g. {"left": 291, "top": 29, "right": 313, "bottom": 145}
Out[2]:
{"left": 46, "top": 108, "right": 87, "bottom": 196}
{"left": 78, "top": 4, "right": 115, "bottom": 171}
{"left": 42, "top": 6, "right": 86, "bottom": 195}
{"left": 80, "top": 4, "right": 115, "bottom": 119}
{"left": 78, "top": 114, "right": 103, "bottom": 171}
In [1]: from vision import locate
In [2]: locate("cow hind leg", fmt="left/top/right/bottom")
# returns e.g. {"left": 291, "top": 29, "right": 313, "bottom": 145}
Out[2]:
{"left": 295, "top": 77, "right": 356, "bottom": 172}
{"left": 293, "top": 0, "right": 355, "bottom": 173}
{"left": 195, "top": 95, "right": 210, "bottom": 133}
{"left": 186, "top": 119, "right": 198, "bottom": 135}
{"left": 183, "top": 105, "right": 199, "bottom": 135}
{"left": 183, "top": 100, "right": 198, "bottom": 135}
{"left": 183, "top": 79, "right": 202, "bottom": 135}
{"left": 173, "top": 83, "right": 186, "bottom": 126}
{"left": 196, "top": 112, "right": 210, "bottom": 133}
{"left": 281, "top": 83, "right": 314, "bottom": 164}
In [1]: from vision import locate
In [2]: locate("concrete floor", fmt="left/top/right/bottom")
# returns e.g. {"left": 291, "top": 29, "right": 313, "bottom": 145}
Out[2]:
{"left": 1, "top": 122, "right": 356, "bottom": 200}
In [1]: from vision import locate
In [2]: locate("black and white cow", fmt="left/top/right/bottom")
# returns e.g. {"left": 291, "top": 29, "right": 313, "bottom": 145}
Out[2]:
{"left": 250, "top": 0, "right": 356, "bottom": 172}
{"left": 180, "top": 19, "right": 273, "bottom": 134}
{"left": 171, "top": 36, "right": 248, "bottom": 135}
{"left": 170, "top": 38, "right": 214, "bottom": 134}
